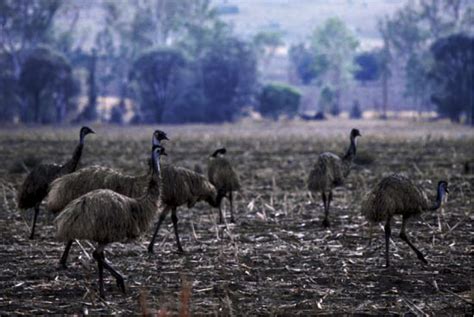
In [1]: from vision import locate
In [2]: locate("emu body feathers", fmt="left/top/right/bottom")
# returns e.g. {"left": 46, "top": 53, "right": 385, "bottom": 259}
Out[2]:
{"left": 47, "top": 164, "right": 217, "bottom": 213}
{"left": 361, "top": 173, "right": 448, "bottom": 267}
{"left": 307, "top": 129, "right": 360, "bottom": 227}
{"left": 208, "top": 153, "right": 240, "bottom": 223}
{"left": 17, "top": 126, "right": 94, "bottom": 239}
{"left": 361, "top": 174, "right": 429, "bottom": 223}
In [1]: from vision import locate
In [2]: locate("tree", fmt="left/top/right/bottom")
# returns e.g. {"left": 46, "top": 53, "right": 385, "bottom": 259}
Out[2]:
{"left": 0, "top": 0, "right": 63, "bottom": 122}
{"left": 0, "top": 70, "right": 20, "bottom": 122}
{"left": 19, "top": 46, "right": 79, "bottom": 123}
{"left": 319, "top": 85, "right": 335, "bottom": 114}
{"left": 381, "top": 0, "right": 473, "bottom": 111}
{"left": 310, "top": 18, "right": 359, "bottom": 110}
{"left": 259, "top": 83, "right": 301, "bottom": 120}
{"left": 0, "top": 0, "right": 62, "bottom": 77}
{"left": 81, "top": 49, "right": 98, "bottom": 121}
{"left": 429, "top": 34, "right": 473, "bottom": 124}
{"left": 354, "top": 51, "right": 380, "bottom": 82}
{"left": 131, "top": 47, "right": 187, "bottom": 123}
{"left": 288, "top": 43, "right": 319, "bottom": 85}
{"left": 201, "top": 36, "right": 258, "bottom": 122}
{"left": 253, "top": 31, "right": 283, "bottom": 68}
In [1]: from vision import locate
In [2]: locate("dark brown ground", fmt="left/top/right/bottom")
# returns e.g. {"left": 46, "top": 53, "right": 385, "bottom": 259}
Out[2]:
{"left": 0, "top": 120, "right": 472, "bottom": 315}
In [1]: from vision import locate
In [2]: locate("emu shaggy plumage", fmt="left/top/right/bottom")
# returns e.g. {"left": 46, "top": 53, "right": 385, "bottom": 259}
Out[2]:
{"left": 307, "top": 128, "right": 361, "bottom": 227}
{"left": 148, "top": 165, "right": 219, "bottom": 253}
{"left": 361, "top": 174, "right": 448, "bottom": 267}
{"left": 17, "top": 126, "right": 94, "bottom": 239}
{"left": 48, "top": 163, "right": 218, "bottom": 257}
{"left": 208, "top": 148, "right": 240, "bottom": 223}
{"left": 55, "top": 143, "right": 163, "bottom": 299}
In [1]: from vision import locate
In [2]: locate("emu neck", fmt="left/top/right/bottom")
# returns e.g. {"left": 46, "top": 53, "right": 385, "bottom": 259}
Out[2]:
{"left": 343, "top": 136, "right": 357, "bottom": 161}
{"left": 428, "top": 187, "right": 445, "bottom": 211}
{"left": 60, "top": 142, "right": 84, "bottom": 174}
{"left": 144, "top": 154, "right": 161, "bottom": 201}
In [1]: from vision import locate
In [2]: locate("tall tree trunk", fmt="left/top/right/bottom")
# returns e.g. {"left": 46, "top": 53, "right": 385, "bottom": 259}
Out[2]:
{"left": 83, "top": 50, "right": 98, "bottom": 121}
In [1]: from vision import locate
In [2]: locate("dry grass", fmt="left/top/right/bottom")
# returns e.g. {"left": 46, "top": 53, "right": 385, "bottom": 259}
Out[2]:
{"left": 0, "top": 119, "right": 472, "bottom": 315}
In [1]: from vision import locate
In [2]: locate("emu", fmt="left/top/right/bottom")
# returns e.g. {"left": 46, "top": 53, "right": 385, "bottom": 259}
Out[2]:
{"left": 17, "top": 126, "right": 95, "bottom": 239}
{"left": 307, "top": 128, "right": 361, "bottom": 227}
{"left": 147, "top": 165, "right": 220, "bottom": 254}
{"left": 48, "top": 133, "right": 219, "bottom": 264}
{"left": 55, "top": 142, "right": 164, "bottom": 299}
{"left": 361, "top": 174, "right": 449, "bottom": 267}
{"left": 208, "top": 148, "right": 240, "bottom": 223}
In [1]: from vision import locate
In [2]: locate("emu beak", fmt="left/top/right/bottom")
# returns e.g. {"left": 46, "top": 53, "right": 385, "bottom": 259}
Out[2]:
{"left": 90, "top": 129, "right": 96, "bottom": 134}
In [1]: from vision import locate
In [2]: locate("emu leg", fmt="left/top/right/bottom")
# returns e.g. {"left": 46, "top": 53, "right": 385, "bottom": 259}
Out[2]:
{"left": 29, "top": 204, "right": 40, "bottom": 239}
{"left": 218, "top": 198, "right": 224, "bottom": 224}
{"left": 59, "top": 240, "right": 73, "bottom": 269}
{"left": 229, "top": 191, "right": 235, "bottom": 223}
{"left": 384, "top": 217, "right": 392, "bottom": 267}
{"left": 171, "top": 208, "right": 184, "bottom": 253}
{"left": 400, "top": 216, "right": 428, "bottom": 264}
{"left": 92, "top": 246, "right": 106, "bottom": 299}
{"left": 100, "top": 252, "right": 125, "bottom": 294}
{"left": 321, "top": 192, "right": 330, "bottom": 227}
{"left": 148, "top": 207, "right": 170, "bottom": 254}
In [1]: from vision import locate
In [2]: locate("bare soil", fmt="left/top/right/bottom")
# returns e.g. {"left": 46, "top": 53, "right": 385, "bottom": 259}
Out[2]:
{"left": 0, "top": 119, "right": 472, "bottom": 315}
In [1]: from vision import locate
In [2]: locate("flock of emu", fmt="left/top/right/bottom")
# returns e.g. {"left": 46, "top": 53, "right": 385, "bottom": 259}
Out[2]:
{"left": 17, "top": 127, "right": 448, "bottom": 299}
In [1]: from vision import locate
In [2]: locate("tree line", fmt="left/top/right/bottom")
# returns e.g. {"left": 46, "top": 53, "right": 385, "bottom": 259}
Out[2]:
{"left": 288, "top": 0, "right": 473, "bottom": 124}
{"left": 0, "top": 0, "right": 472, "bottom": 124}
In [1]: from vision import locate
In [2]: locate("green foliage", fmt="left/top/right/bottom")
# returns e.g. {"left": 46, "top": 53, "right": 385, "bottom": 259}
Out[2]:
{"left": 0, "top": 70, "right": 21, "bottom": 122}
{"left": 201, "top": 36, "right": 258, "bottom": 122}
{"left": 289, "top": 43, "right": 319, "bottom": 85}
{"left": 259, "top": 83, "right": 301, "bottom": 120}
{"left": 19, "top": 46, "right": 79, "bottom": 123}
{"left": 354, "top": 51, "right": 381, "bottom": 82}
{"left": 381, "top": 0, "right": 473, "bottom": 109}
{"left": 429, "top": 34, "right": 474, "bottom": 124}
{"left": 131, "top": 47, "right": 187, "bottom": 123}
{"left": 319, "top": 86, "right": 334, "bottom": 113}
{"left": 310, "top": 17, "right": 359, "bottom": 86}
{"left": 0, "top": 0, "right": 62, "bottom": 53}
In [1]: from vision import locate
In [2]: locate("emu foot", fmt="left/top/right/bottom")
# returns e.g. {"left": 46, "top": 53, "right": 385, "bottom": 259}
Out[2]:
{"left": 417, "top": 253, "right": 428, "bottom": 264}
{"left": 177, "top": 248, "right": 185, "bottom": 255}
{"left": 29, "top": 233, "right": 35, "bottom": 240}
{"left": 58, "top": 262, "right": 68, "bottom": 270}
{"left": 230, "top": 217, "right": 235, "bottom": 224}
{"left": 147, "top": 246, "right": 155, "bottom": 254}
{"left": 322, "top": 218, "right": 330, "bottom": 228}
{"left": 116, "top": 277, "right": 126, "bottom": 294}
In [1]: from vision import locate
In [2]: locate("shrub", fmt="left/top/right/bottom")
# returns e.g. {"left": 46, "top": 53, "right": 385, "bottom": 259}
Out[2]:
{"left": 259, "top": 83, "right": 301, "bottom": 120}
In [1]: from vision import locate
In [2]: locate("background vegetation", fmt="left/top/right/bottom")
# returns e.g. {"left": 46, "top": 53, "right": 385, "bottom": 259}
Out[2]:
{"left": 0, "top": 0, "right": 472, "bottom": 124}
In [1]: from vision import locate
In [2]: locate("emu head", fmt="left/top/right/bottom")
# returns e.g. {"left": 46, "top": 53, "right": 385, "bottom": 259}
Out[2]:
{"left": 79, "top": 127, "right": 95, "bottom": 138}
{"left": 350, "top": 128, "right": 361, "bottom": 139}
{"left": 79, "top": 126, "right": 95, "bottom": 143}
{"left": 152, "top": 130, "right": 169, "bottom": 146}
{"left": 211, "top": 148, "right": 226, "bottom": 158}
